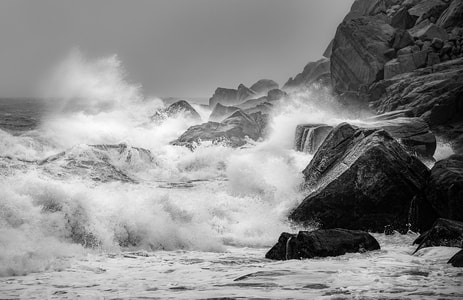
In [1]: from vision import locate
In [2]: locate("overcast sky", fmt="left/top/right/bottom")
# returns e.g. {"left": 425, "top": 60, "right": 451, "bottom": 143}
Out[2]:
{"left": 0, "top": 0, "right": 354, "bottom": 98}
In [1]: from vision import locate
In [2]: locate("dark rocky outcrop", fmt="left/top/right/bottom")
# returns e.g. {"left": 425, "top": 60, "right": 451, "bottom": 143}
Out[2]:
{"left": 265, "top": 229, "right": 380, "bottom": 260}
{"left": 425, "top": 155, "right": 463, "bottom": 222}
{"left": 172, "top": 110, "right": 264, "bottom": 148}
{"left": 209, "top": 103, "right": 239, "bottom": 122}
{"left": 283, "top": 58, "right": 331, "bottom": 91}
{"left": 209, "top": 87, "right": 239, "bottom": 108}
{"left": 413, "top": 218, "right": 463, "bottom": 252}
{"left": 369, "top": 58, "right": 463, "bottom": 153}
{"left": 290, "top": 123, "right": 429, "bottom": 232}
{"left": 249, "top": 79, "right": 279, "bottom": 95}
{"left": 448, "top": 249, "right": 463, "bottom": 267}
{"left": 330, "top": 17, "right": 395, "bottom": 93}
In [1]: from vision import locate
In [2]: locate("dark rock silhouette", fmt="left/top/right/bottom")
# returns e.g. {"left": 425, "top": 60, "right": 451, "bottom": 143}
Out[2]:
{"left": 265, "top": 229, "right": 380, "bottom": 260}
{"left": 448, "top": 249, "right": 463, "bottom": 267}
{"left": 425, "top": 155, "right": 463, "bottom": 222}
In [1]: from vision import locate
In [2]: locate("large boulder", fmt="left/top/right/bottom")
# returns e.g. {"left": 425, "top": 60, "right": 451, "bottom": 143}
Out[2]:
{"left": 290, "top": 123, "right": 430, "bottom": 232}
{"left": 391, "top": 7, "right": 418, "bottom": 29}
{"left": 249, "top": 79, "right": 279, "bottom": 95}
{"left": 425, "top": 155, "right": 463, "bottom": 221}
{"left": 448, "top": 249, "right": 463, "bottom": 267}
{"left": 437, "top": 0, "right": 463, "bottom": 29}
{"left": 283, "top": 58, "right": 331, "bottom": 90}
{"left": 413, "top": 218, "right": 463, "bottom": 252}
{"left": 172, "top": 110, "right": 263, "bottom": 147}
{"left": 265, "top": 229, "right": 380, "bottom": 260}
{"left": 330, "top": 17, "right": 395, "bottom": 93}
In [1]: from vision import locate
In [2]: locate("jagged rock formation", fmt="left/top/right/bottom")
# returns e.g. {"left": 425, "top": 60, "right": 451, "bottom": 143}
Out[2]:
{"left": 290, "top": 123, "right": 429, "bottom": 232}
{"left": 172, "top": 110, "right": 266, "bottom": 148}
{"left": 283, "top": 58, "right": 331, "bottom": 90}
{"left": 209, "top": 103, "right": 239, "bottom": 122}
{"left": 370, "top": 58, "right": 463, "bottom": 153}
{"left": 151, "top": 100, "right": 201, "bottom": 122}
{"left": 265, "top": 229, "right": 380, "bottom": 260}
{"left": 249, "top": 79, "right": 279, "bottom": 95}
{"left": 209, "top": 81, "right": 278, "bottom": 108}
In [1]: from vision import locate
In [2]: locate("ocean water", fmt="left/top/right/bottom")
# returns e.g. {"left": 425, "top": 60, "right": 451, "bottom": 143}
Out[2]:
{"left": 0, "top": 51, "right": 461, "bottom": 299}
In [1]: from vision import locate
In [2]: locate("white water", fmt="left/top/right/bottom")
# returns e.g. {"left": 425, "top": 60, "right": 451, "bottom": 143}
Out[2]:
{"left": 0, "top": 51, "right": 461, "bottom": 299}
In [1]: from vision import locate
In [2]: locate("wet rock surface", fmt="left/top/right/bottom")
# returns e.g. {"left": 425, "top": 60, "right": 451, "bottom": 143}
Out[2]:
{"left": 291, "top": 123, "right": 429, "bottom": 232}
{"left": 266, "top": 229, "right": 380, "bottom": 260}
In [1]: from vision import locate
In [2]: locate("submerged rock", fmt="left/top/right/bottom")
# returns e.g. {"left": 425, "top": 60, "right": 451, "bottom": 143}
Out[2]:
{"left": 38, "top": 143, "right": 155, "bottom": 183}
{"left": 265, "top": 229, "right": 380, "bottom": 260}
{"left": 290, "top": 123, "right": 429, "bottom": 232}
{"left": 413, "top": 218, "right": 463, "bottom": 252}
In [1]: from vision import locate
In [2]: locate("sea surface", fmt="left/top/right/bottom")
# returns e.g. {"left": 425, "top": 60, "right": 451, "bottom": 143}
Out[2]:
{"left": 1, "top": 53, "right": 462, "bottom": 299}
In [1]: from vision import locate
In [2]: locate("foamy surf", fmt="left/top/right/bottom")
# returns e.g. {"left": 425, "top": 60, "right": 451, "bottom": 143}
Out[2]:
{"left": 1, "top": 51, "right": 460, "bottom": 299}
